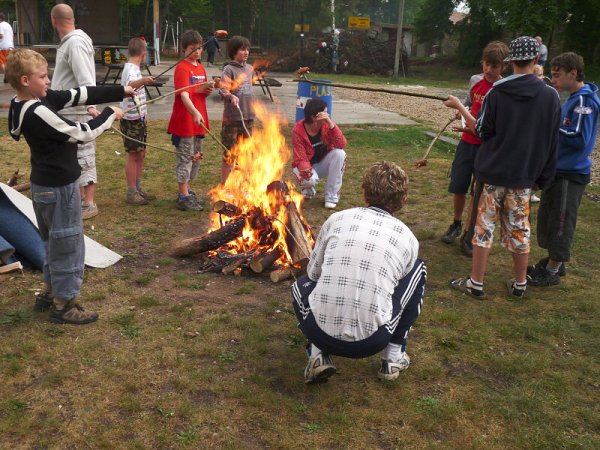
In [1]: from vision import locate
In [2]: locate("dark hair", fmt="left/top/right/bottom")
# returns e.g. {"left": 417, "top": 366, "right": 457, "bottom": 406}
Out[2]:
{"left": 551, "top": 52, "right": 585, "bottom": 82}
{"left": 303, "top": 98, "right": 327, "bottom": 124}
{"left": 512, "top": 59, "right": 536, "bottom": 68}
{"left": 227, "top": 35, "right": 251, "bottom": 60}
{"left": 481, "top": 41, "right": 508, "bottom": 66}
{"left": 128, "top": 37, "right": 146, "bottom": 57}
{"left": 0, "top": 12, "right": 5, "bottom": 21}
{"left": 181, "top": 30, "right": 202, "bottom": 50}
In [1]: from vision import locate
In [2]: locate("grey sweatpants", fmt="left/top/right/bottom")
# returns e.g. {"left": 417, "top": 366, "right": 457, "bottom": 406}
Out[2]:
{"left": 31, "top": 182, "right": 85, "bottom": 300}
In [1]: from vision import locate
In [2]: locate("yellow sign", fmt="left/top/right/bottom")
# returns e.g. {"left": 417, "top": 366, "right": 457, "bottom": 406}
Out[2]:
{"left": 294, "top": 24, "right": 310, "bottom": 33}
{"left": 348, "top": 16, "right": 370, "bottom": 29}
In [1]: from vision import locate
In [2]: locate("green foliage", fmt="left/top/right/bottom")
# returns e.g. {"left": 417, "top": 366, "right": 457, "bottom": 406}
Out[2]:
{"left": 455, "top": 1, "right": 503, "bottom": 67}
{"left": 414, "top": 0, "right": 456, "bottom": 44}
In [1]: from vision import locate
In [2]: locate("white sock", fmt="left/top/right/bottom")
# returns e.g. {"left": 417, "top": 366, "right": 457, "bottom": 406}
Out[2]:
{"left": 310, "top": 344, "right": 322, "bottom": 357}
{"left": 382, "top": 342, "right": 403, "bottom": 362}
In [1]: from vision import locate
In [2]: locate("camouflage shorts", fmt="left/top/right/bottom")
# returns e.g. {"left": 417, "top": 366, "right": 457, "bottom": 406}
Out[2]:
{"left": 175, "top": 136, "right": 203, "bottom": 183}
{"left": 220, "top": 120, "right": 254, "bottom": 156}
{"left": 473, "top": 184, "right": 531, "bottom": 254}
{"left": 120, "top": 118, "right": 147, "bottom": 152}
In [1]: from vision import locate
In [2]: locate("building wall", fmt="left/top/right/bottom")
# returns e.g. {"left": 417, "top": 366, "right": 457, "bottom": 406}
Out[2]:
{"left": 72, "top": 0, "right": 121, "bottom": 44}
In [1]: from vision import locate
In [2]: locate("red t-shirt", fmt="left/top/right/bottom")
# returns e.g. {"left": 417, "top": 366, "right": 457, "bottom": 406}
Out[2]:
{"left": 462, "top": 75, "right": 493, "bottom": 145}
{"left": 167, "top": 60, "right": 210, "bottom": 137}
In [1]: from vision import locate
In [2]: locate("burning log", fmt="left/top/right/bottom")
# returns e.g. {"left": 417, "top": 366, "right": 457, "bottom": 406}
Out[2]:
{"left": 212, "top": 200, "right": 242, "bottom": 217}
{"left": 222, "top": 257, "right": 245, "bottom": 274}
{"left": 199, "top": 250, "right": 253, "bottom": 273}
{"left": 172, "top": 215, "right": 246, "bottom": 257}
{"left": 285, "top": 202, "right": 312, "bottom": 268}
{"left": 249, "top": 246, "right": 283, "bottom": 273}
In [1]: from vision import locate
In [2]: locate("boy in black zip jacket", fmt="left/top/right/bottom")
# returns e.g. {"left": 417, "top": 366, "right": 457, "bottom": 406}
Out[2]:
{"left": 6, "top": 48, "right": 133, "bottom": 324}
{"left": 443, "top": 36, "right": 561, "bottom": 299}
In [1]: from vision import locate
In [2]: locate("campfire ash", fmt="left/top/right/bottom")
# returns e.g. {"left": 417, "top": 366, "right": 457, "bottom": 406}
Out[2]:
{"left": 172, "top": 105, "right": 313, "bottom": 281}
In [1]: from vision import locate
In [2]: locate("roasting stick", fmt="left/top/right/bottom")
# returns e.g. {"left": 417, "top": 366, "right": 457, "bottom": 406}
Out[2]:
{"left": 415, "top": 117, "right": 456, "bottom": 168}
{"left": 110, "top": 125, "right": 191, "bottom": 157}
{"left": 198, "top": 122, "right": 231, "bottom": 155}
{"left": 235, "top": 105, "right": 252, "bottom": 138}
{"left": 121, "top": 81, "right": 231, "bottom": 155}
{"left": 121, "top": 81, "right": 207, "bottom": 115}
{"left": 152, "top": 48, "right": 199, "bottom": 79}
{"left": 293, "top": 67, "right": 449, "bottom": 101}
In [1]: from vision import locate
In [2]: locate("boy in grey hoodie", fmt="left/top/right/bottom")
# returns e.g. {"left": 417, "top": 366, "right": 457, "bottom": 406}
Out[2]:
{"left": 50, "top": 4, "right": 100, "bottom": 220}
{"left": 218, "top": 36, "right": 256, "bottom": 182}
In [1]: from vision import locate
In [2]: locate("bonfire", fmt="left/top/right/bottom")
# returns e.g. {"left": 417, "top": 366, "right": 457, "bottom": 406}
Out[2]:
{"left": 173, "top": 104, "right": 314, "bottom": 282}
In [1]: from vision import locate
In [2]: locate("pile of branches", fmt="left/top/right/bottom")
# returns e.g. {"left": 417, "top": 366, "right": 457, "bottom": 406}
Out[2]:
{"left": 269, "top": 30, "right": 408, "bottom": 76}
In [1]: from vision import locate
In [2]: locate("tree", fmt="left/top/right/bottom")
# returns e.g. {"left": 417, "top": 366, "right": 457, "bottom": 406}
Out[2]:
{"left": 413, "top": 0, "right": 456, "bottom": 46}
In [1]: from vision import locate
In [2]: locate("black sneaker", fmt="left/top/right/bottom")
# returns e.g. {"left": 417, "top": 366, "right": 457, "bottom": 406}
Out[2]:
{"left": 34, "top": 292, "right": 54, "bottom": 312}
{"left": 176, "top": 195, "right": 203, "bottom": 211}
{"left": 441, "top": 221, "right": 462, "bottom": 244}
{"left": 527, "top": 257, "right": 566, "bottom": 277}
{"left": 527, "top": 266, "right": 560, "bottom": 287}
{"left": 506, "top": 278, "right": 526, "bottom": 298}
{"left": 459, "top": 232, "right": 473, "bottom": 257}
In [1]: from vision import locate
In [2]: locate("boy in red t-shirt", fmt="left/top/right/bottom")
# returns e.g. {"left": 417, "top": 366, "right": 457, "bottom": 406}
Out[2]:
{"left": 167, "top": 30, "right": 213, "bottom": 211}
{"left": 441, "top": 41, "right": 508, "bottom": 255}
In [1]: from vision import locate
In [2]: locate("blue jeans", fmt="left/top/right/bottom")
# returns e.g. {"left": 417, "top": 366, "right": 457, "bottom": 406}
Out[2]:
{"left": 32, "top": 182, "right": 84, "bottom": 300}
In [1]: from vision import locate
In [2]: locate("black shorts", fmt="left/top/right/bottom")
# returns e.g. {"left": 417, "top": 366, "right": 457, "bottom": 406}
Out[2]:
{"left": 448, "top": 140, "right": 478, "bottom": 194}
{"left": 120, "top": 118, "right": 147, "bottom": 152}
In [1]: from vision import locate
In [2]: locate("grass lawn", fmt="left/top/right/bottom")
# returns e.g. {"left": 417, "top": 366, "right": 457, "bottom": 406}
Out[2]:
{"left": 0, "top": 117, "right": 599, "bottom": 448}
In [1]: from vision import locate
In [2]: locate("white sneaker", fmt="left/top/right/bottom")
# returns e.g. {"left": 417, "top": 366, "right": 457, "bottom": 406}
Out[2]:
{"left": 81, "top": 202, "right": 98, "bottom": 220}
{"left": 530, "top": 194, "right": 540, "bottom": 203}
{"left": 377, "top": 353, "right": 410, "bottom": 380}
{"left": 304, "top": 353, "right": 337, "bottom": 384}
{"left": 324, "top": 201, "right": 337, "bottom": 209}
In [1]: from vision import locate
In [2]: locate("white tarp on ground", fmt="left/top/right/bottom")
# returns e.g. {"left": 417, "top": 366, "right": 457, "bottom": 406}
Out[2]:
{"left": 0, "top": 183, "right": 122, "bottom": 268}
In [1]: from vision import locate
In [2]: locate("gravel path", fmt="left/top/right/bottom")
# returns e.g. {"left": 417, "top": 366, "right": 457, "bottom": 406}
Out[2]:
{"left": 336, "top": 84, "right": 599, "bottom": 186}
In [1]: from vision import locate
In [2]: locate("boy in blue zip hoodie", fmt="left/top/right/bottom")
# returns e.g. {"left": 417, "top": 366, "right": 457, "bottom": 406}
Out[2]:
{"left": 528, "top": 52, "right": 600, "bottom": 286}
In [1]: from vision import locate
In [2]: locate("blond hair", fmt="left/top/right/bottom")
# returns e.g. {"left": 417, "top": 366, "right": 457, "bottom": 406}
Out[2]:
{"left": 5, "top": 49, "right": 47, "bottom": 90}
{"left": 532, "top": 64, "right": 544, "bottom": 79}
{"left": 362, "top": 161, "right": 408, "bottom": 212}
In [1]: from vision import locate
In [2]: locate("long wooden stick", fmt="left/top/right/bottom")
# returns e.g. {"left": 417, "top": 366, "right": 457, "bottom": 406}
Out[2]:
{"left": 415, "top": 117, "right": 456, "bottom": 168}
{"left": 152, "top": 48, "right": 198, "bottom": 79}
{"left": 294, "top": 77, "right": 449, "bottom": 101}
{"left": 122, "top": 81, "right": 207, "bottom": 115}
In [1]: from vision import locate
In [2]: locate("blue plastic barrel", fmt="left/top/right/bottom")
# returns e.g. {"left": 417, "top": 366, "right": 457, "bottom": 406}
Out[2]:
{"left": 295, "top": 79, "right": 333, "bottom": 122}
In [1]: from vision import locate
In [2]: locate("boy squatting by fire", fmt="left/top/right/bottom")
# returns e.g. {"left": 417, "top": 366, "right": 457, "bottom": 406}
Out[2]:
{"left": 292, "top": 161, "right": 427, "bottom": 383}
{"left": 6, "top": 48, "right": 133, "bottom": 324}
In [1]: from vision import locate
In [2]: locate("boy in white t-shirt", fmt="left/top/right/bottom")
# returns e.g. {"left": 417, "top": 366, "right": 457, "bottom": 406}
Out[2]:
{"left": 120, "top": 37, "right": 155, "bottom": 205}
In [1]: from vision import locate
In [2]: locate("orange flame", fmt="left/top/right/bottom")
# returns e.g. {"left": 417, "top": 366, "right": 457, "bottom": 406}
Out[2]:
{"left": 208, "top": 103, "right": 312, "bottom": 265}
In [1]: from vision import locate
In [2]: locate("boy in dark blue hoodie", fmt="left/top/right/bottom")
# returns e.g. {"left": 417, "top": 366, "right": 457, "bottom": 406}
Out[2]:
{"left": 443, "top": 36, "right": 561, "bottom": 299}
{"left": 528, "top": 52, "right": 600, "bottom": 286}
